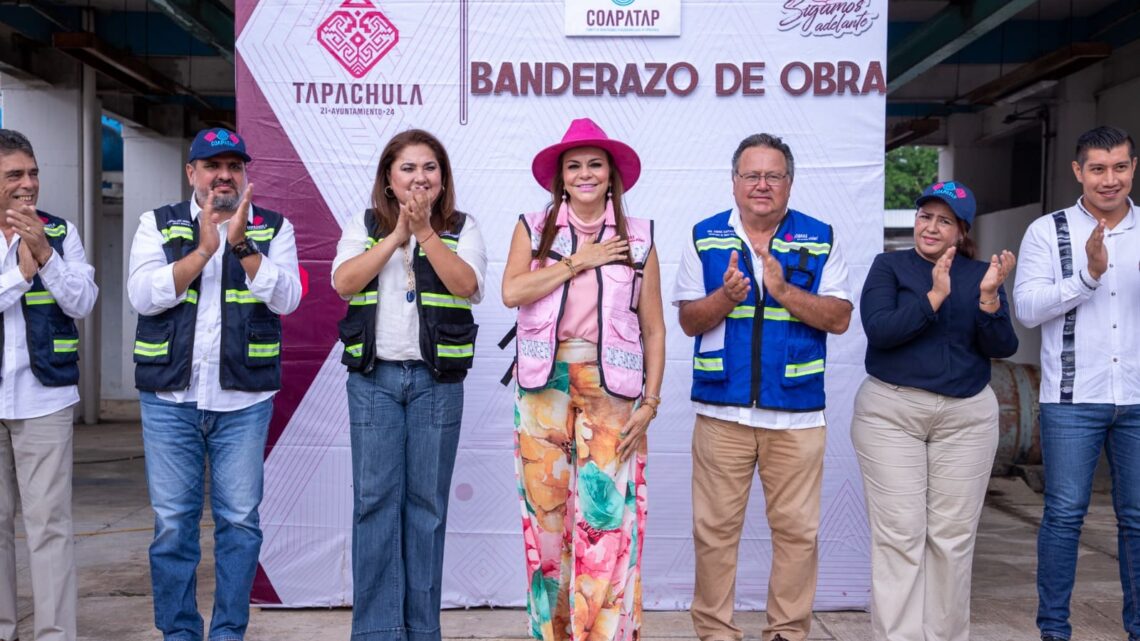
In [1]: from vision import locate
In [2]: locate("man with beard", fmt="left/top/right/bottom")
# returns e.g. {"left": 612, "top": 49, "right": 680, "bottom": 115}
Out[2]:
{"left": 127, "top": 128, "right": 300, "bottom": 641}
{"left": 0, "top": 129, "right": 98, "bottom": 641}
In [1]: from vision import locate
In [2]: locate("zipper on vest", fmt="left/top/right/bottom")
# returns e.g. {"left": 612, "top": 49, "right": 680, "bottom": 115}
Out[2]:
{"left": 749, "top": 220, "right": 786, "bottom": 407}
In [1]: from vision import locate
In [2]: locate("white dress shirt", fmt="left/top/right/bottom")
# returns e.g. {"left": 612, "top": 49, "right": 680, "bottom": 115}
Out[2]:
{"left": 0, "top": 221, "right": 98, "bottom": 420}
{"left": 331, "top": 212, "right": 487, "bottom": 362}
{"left": 672, "top": 207, "right": 852, "bottom": 429}
{"left": 1014, "top": 198, "right": 1140, "bottom": 405}
{"left": 127, "top": 198, "right": 301, "bottom": 411}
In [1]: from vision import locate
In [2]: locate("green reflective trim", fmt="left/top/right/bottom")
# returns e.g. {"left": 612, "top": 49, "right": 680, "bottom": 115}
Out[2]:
{"left": 418, "top": 236, "right": 460, "bottom": 257}
{"left": 365, "top": 236, "right": 384, "bottom": 250}
{"left": 184, "top": 289, "right": 199, "bottom": 304}
{"left": 770, "top": 239, "right": 831, "bottom": 255}
{"left": 23, "top": 291, "right": 56, "bottom": 305}
{"left": 349, "top": 291, "right": 378, "bottom": 306}
{"left": 437, "top": 343, "right": 474, "bottom": 358}
{"left": 248, "top": 343, "right": 281, "bottom": 358}
{"left": 727, "top": 305, "right": 755, "bottom": 319}
{"left": 763, "top": 306, "right": 801, "bottom": 322}
{"left": 134, "top": 340, "right": 169, "bottom": 357}
{"left": 695, "top": 237, "right": 743, "bottom": 252}
{"left": 224, "top": 289, "right": 259, "bottom": 304}
{"left": 53, "top": 338, "right": 78, "bottom": 353}
{"left": 245, "top": 229, "right": 275, "bottom": 242}
{"left": 345, "top": 343, "right": 363, "bottom": 358}
{"left": 43, "top": 224, "right": 67, "bottom": 238}
{"left": 694, "top": 357, "right": 724, "bottom": 372}
{"left": 420, "top": 292, "right": 471, "bottom": 310}
{"left": 161, "top": 225, "right": 194, "bottom": 242}
{"left": 785, "top": 358, "right": 825, "bottom": 378}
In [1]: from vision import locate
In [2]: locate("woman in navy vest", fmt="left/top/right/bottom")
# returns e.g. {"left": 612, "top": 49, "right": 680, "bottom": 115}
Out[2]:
{"left": 851, "top": 181, "right": 1018, "bottom": 641}
{"left": 501, "top": 118, "right": 666, "bottom": 641}
{"left": 332, "top": 130, "right": 487, "bottom": 641}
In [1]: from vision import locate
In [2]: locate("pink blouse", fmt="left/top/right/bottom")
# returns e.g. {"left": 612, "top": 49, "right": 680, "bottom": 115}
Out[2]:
{"left": 556, "top": 205, "right": 612, "bottom": 343}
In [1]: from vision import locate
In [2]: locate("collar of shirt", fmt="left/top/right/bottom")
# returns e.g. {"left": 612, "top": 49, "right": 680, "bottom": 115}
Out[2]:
{"left": 1075, "top": 196, "right": 1136, "bottom": 232}
{"left": 554, "top": 200, "right": 616, "bottom": 228}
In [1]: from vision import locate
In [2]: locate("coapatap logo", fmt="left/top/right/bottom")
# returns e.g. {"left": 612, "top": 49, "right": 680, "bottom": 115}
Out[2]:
{"left": 317, "top": 0, "right": 399, "bottom": 79}
{"left": 611, "top": 0, "right": 637, "bottom": 6}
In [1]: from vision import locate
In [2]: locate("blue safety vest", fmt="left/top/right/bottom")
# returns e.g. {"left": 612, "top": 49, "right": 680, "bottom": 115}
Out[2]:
{"left": 133, "top": 201, "right": 284, "bottom": 392}
{"left": 0, "top": 211, "right": 81, "bottom": 387}
{"left": 690, "top": 209, "right": 832, "bottom": 411}
{"left": 337, "top": 209, "right": 478, "bottom": 383}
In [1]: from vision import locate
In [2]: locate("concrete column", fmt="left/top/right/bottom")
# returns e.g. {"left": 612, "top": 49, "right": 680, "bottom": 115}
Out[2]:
{"left": 107, "top": 127, "right": 186, "bottom": 403}
{"left": 940, "top": 112, "right": 1015, "bottom": 212}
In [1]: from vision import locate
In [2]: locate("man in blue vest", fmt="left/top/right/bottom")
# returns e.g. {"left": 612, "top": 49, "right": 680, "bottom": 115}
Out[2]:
{"left": 0, "top": 129, "right": 98, "bottom": 641}
{"left": 673, "top": 133, "right": 852, "bottom": 641}
{"left": 127, "top": 128, "right": 300, "bottom": 641}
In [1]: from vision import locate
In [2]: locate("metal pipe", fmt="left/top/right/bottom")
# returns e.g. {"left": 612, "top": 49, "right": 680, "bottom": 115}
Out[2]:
{"left": 80, "top": 9, "right": 99, "bottom": 425}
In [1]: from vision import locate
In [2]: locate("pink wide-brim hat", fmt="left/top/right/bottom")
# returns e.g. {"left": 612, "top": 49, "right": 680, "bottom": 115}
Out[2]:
{"left": 531, "top": 118, "right": 642, "bottom": 191}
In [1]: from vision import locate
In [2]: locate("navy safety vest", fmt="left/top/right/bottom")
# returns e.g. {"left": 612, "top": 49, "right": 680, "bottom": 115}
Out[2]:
{"left": 133, "top": 201, "right": 285, "bottom": 392}
{"left": 337, "top": 209, "right": 478, "bottom": 383}
{"left": 0, "top": 211, "right": 80, "bottom": 387}
{"left": 691, "top": 209, "right": 833, "bottom": 411}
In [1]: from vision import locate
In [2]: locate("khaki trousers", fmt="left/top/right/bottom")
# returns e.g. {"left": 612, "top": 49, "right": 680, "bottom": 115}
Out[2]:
{"left": 690, "top": 414, "right": 825, "bottom": 641}
{"left": 850, "top": 377, "right": 998, "bottom": 641}
{"left": 0, "top": 407, "right": 76, "bottom": 641}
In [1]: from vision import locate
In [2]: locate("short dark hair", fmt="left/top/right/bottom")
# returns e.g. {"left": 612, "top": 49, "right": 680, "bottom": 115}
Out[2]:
{"left": 1075, "top": 126, "right": 1135, "bottom": 166}
{"left": 732, "top": 133, "right": 795, "bottom": 181}
{"left": 0, "top": 129, "right": 35, "bottom": 159}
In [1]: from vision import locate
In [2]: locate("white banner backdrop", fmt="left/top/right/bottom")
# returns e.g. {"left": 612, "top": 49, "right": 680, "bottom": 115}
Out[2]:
{"left": 236, "top": 0, "right": 885, "bottom": 610}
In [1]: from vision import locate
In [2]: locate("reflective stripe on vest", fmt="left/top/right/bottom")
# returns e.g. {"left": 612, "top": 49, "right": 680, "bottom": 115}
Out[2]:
{"left": 224, "top": 289, "right": 259, "bottom": 304}
{"left": 437, "top": 343, "right": 474, "bottom": 359}
{"left": 727, "top": 305, "right": 801, "bottom": 322}
{"left": 694, "top": 356, "right": 724, "bottom": 372}
{"left": 248, "top": 343, "right": 281, "bottom": 358}
{"left": 134, "top": 340, "right": 169, "bottom": 358}
{"left": 54, "top": 338, "right": 78, "bottom": 353}
{"left": 695, "top": 237, "right": 743, "bottom": 252}
{"left": 344, "top": 343, "right": 364, "bottom": 358}
{"left": 184, "top": 289, "right": 199, "bottom": 304}
{"left": 161, "top": 225, "right": 194, "bottom": 242}
{"left": 785, "top": 359, "right": 825, "bottom": 378}
{"left": 770, "top": 238, "right": 831, "bottom": 255}
{"left": 245, "top": 229, "right": 275, "bottom": 242}
{"left": 419, "top": 237, "right": 459, "bottom": 256}
{"left": 24, "top": 291, "right": 56, "bottom": 306}
{"left": 421, "top": 292, "right": 471, "bottom": 310}
{"left": 43, "top": 224, "right": 67, "bottom": 238}
{"left": 349, "top": 291, "right": 378, "bottom": 306}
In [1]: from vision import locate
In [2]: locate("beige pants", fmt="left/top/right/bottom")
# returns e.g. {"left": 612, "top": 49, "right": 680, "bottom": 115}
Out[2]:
{"left": 850, "top": 377, "right": 998, "bottom": 641}
{"left": 690, "top": 414, "right": 825, "bottom": 641}
{"left": 0, "top": 407, "right": 76, "bottom": 641}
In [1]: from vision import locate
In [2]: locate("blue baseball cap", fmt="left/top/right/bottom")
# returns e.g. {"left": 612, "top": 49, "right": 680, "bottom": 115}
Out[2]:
{"left": 915, "top": 180, "right": 976, "bottom": 229}
{"left": 188, "top": 128, "right": 251, "bottom": 163}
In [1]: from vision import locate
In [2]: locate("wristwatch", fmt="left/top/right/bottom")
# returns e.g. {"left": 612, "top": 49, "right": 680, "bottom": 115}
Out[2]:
{"left": 230, "top": 238, "right": 260, "bottom": 260}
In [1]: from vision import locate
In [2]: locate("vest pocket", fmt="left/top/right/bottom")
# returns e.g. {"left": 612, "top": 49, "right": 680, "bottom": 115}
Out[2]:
{"left": 432, "top": 322, "right": 478, "bottom": 371}
{"left": 49, "top": 323, "right": 80, "bottom": 366}
{"left": 692, "top": 349, "right": 727, "bottom": 382}
{"left": 338, "top": 317, "right": 371, "bottom": 370}
{"left": 133, "top": 322, "right": 173, "bottom": 365}
{"left": 245, "top": 319, "right": 282, "bottom": 367}
{"left": 782, "top": 340, "right": 824, "bottom": 386}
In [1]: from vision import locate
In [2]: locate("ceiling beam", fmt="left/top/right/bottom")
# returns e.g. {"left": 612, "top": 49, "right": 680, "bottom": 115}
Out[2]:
{"left": 888, "top": 0, "right": 1037, "bottom": 93}
{"left": 148, "top": 0, "right": 234, "bottom": 64}
{"left": 961, "top": 42, "right": 1112, "bottom": 105}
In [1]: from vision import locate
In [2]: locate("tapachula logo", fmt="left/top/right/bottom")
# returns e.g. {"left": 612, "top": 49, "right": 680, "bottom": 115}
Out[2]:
{"left": 317, "top": 0, "right": 399, "bottom": 79}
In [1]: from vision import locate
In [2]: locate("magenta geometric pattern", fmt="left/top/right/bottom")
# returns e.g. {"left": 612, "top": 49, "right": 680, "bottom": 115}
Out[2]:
{"left": 317, "top": 0, "right": 399, "bottom": 79}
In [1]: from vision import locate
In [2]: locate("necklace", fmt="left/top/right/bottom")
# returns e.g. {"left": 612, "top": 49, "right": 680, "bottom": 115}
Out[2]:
{"left": 403, "top": 240, "right": 415, "bottom": 303}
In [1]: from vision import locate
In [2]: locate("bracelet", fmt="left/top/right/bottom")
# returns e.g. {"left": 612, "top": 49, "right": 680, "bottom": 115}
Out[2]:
{"left": 562, "top": 256, "right": 576, "bottom": 278}
{"left": 418, "top": 230, "right": 437, "bottom": 244}
{"left": 641, "top": 394, "right": 661, "bottom": 419}
{"left": 195, "top": 249, "right": 211, "bottom": 261}
{"left": 979, "top": 296, "right": 999, "bottom": 306}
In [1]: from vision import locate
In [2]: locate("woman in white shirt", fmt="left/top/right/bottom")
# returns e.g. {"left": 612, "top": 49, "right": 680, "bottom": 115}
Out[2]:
{"left": 331, "top": 129, "right": 487, "bottom": 641}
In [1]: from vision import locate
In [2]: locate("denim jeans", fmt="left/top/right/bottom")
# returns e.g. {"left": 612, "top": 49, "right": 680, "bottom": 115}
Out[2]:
{"left": 347, "top": 360, "right": 463, "bottom": 641}
{"left": 1037, "top": 403, "right": 1140, "bottom": 641}
{"left": 140, "top": 392, "right": 273, "bottom": 641}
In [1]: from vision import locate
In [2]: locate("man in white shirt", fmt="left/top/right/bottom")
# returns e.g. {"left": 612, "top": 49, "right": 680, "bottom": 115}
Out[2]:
{"left": 0, "top": 130, "right": 97, "bottom": 641}
{"left": 1014, "top": 125, "right": 1140, "bottom": 641}
{"left": 127, "top": 128, "right": 300, "bottom": 641}
{"left": 673, "top": 134, "right": 852, "bottom": 641}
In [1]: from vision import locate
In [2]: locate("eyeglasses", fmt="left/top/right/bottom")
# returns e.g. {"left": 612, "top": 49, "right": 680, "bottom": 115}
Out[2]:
{"left": 735, "top": 172, "right": 789, "bottom": 187}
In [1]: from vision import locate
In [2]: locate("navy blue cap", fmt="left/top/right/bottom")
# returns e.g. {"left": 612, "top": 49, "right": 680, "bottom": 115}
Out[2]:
{"left": 188, "top": 128, "right": 251, "bottom": 163}
{"left": 915, "top": 180, "right": 976, "bottom": 229}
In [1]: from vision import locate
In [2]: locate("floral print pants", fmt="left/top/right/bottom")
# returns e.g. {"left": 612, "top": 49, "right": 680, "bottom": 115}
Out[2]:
{"left": 514, "top": 339, "right": 647, "bottom": 641}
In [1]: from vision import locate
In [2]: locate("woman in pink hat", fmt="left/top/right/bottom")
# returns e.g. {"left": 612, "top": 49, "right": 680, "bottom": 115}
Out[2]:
{"left": 502, "top": 118, "right": 665, "bottom": 641}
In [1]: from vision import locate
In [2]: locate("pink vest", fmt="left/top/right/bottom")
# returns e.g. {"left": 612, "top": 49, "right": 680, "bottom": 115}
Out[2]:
{"left": 515, "top": 206, "right": 654, "bottom": 400}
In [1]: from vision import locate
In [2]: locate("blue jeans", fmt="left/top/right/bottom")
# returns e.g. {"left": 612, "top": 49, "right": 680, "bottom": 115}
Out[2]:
{"left": 1037, "top": 403, "right": 1140, "bottom": 641}
{"left": 140, "top": 392, "right": 273, "bottom": 641}
{"left": 347, "top": 361, "right": 463, "bottom": 641}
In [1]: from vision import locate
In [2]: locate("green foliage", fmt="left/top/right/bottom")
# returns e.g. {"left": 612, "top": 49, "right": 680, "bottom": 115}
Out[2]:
{"left": 885, "top": 146, "right": 939, "bottom": 209}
